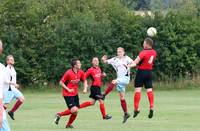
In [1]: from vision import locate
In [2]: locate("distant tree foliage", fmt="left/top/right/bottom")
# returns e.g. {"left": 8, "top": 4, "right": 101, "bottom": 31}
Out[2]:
{"left": 0, "top": 0, "right": 199, "bottom": 86}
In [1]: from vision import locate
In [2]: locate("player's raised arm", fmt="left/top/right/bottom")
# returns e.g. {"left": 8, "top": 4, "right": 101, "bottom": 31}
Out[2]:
{"left": 101, "top": 55, "right": 108, "bottom": 64}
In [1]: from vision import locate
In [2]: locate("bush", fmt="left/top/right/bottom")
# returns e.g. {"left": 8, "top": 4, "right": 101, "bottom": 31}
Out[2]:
{"left": 0, "top": 0, "right": 199, "bottom": 87}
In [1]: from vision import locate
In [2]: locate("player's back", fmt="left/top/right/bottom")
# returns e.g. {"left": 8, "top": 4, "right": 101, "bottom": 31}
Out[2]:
{"left": 137, "top": 49, "right": 157, "bottom": 71}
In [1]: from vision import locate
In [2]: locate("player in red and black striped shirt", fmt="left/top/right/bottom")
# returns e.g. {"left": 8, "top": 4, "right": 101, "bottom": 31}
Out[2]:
{"left": 54, "top": 58, "right": 87, "bottom": 128}
{"left": 79, "top": 57, "right": 112, "bottom": 120}
{"left": 129, "top": 38, "right": 157, "bottom": 119}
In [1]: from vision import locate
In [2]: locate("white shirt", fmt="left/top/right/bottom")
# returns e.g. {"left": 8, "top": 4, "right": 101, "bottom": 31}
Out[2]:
{"left": 4, "top": 65, "right": 17, "bottom": 91}
{"left": 0, "top": 63, "right": 5, "bottom": 99}
{"left": 107, "top": 56, "right": 133, "bottom": 78}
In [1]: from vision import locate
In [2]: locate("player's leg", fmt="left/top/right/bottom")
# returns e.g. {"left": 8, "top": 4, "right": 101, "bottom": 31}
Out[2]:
{"left": 98, "top": 99, "right": 111, "bottom": 119}
{"left": 79, "top": 86, "right": 98, "bottom": 108}
{"left": 119, "top": 91, "right": 130, "bottom": 123}
{"left": 102, "top": 80, "right": 116, "bottom": 99}
{"left": 0, "top": 109, "right": 11, "bottom": 131}
{"left": 8, "top": 89, "right": 25, "bottom": 120}
{"left": 133, "top": 70, "right": 144, "bottom": 118}
{"left": 55, "top": 96, "right": 73, "bottom": 125}
{"left": 116, "top": 77, "right": 130, "bottom": 123}
{"left": 66, "top": 106, "right": 78, "bottom": 128}
{"left": 79, "top": 100, "right": 95, "bottom": 109}
{"left": 3, "top": 90, "right": 14, "bottom": 110}
{"left": 66, "top": 95, "right": 80, "bottom": 128}
{"left": 145, "top": 71, "right": 154, "bottom": 118}
{"left": 133, "top": 88, "right": 142, "bottom": 118}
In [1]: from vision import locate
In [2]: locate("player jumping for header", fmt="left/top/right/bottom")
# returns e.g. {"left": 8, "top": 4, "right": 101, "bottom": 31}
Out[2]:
{"left": 128, "top": 38, "right": 157, "bottom": 119}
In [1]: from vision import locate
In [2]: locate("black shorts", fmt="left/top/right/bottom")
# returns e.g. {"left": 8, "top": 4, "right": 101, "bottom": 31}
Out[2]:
{"left": 134, "top": 70, "right": 153, "bottom": 89}
{"left": 64, "top": 95, "right": 80, "bottom": 109}
{"left": 89, "top": 86, "right": 103, "bottom": 100}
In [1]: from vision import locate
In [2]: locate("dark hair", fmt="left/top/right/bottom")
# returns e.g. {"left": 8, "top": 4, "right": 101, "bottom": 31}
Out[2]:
{"left": 144, "top": 37, "right": 154, "bottom": 47}
{"left": 71, "top": 58, "right": 79, "bottom": 67}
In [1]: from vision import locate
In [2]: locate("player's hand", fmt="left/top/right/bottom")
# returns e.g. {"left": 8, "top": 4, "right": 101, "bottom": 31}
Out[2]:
{"left": 101, "top": 55, "right": 107, "bottom": 61}
{"left": 14, "top": 83, "right": 20, "bottom": 88}
{"left": 83, "top": 88, "right": 87, "bottom": 94}
{"left": 102, "top": 72, "right": 106, "bottom": 77}
{"left": 127, "top": 64, "right": 132, "bottom": 68}
{"left": 68, "top": 89, "right": 74, "bottom": 93}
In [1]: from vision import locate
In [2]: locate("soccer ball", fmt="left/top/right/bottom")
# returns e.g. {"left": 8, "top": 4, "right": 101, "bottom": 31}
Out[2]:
{"left": 147, "top": 27, "right": 157, "bottom": 37}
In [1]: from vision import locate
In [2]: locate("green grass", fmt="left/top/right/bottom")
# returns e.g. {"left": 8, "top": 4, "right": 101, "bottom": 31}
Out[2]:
{"left": 7, "top": 89, "right": 200, "bottom": 131}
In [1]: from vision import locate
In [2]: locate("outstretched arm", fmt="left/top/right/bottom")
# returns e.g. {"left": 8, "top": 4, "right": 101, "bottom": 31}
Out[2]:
{"left": 128, "top": 56, "right": 140, "bottom": 68}
{"left": 101, "top": 55, "right": 108, "bottom": 64}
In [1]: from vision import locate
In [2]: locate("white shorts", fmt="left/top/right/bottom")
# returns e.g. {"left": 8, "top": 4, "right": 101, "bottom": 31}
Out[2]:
{"left": 116, "top": 76, "right": 130, "bottom": 92}
{"left": 3, "top": 88, "right": 23, "bottom": 104}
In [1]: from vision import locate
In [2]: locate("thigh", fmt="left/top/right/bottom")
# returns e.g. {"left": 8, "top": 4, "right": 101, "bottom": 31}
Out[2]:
{"left": 116, "top": 77, "right": 130, "bottom": 92}
{"left": 89, "top": 86, "right": 102, "bottom": 100}
{"left": 144, "top": 71, "right": 153, "bottom": 89}
{"left": 3, "top": 91, "right": 15, "bottom": 104}
{"left": 64, "top": 96, "right": 77, "bottom": 109}
{"left": 134, "top": 70, "right": 145, "bottom": 88}
{"left": 12, "top": 88, "right": 23, "bottom": 99}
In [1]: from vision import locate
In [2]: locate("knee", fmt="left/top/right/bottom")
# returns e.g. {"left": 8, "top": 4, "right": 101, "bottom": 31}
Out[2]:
{"left": 146, "top": 88, "right": 153, "bottom": 92}
{"left": 111, "top": 80, "right": 117, "bottom": 85}
{"left": 91, "top": 101, "right": 95, "bottom": 105}
{"left": 120, "top": 96, "right": 125, "bottom": 100}
{"left": 99, "top": 100, "right": 104, "bottom": 104}
{"left": 70, "top": 107, "right": 78, "bottom": 114}
{"left": 19, "top": 96, "right": 25, "bottom": 102}
{"left": 135, "top": 88, "right": 142, "bottom": 93}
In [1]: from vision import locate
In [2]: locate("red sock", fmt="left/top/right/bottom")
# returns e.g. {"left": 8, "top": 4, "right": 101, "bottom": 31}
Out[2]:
{"left": 11, "top": 100, "right": 23, "bottom": 113}
{"left": 58, "top": 109, "right": 71, "bottom": 116}
{"left": 79, "top": 101, "right": 92, "bottom": 109}
{"left": 147, "top": 91, "right": 154, "bottom": 109}
{"left": 120, "top": 99, "right": 128, "bottom": 113}
{"left": 134, "top": 92, "right": 141, "bottom": 111}
{"left": 67, "top": 114, "right": 77, "bottom": 126}
{"left": 104, "top": 83, "right": 115, "bottom": 96}
{"left": 100, "top": 103, "right": 106, "bottom": 118}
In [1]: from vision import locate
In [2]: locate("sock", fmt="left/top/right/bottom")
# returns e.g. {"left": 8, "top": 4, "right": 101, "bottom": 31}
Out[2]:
{"left": 104, "top": 83, "right": 115, "bottom": 96}
{"left": 147, "top": 91, "right": 154, "bottom": 109}
{"left": 100, "top": 103, "right": 106, "bottom": 118}
{"left": 67, "top": 114, "right": 77, "bottom": 126}
{"left": 134, "top": 92, "right": 141, "bottom": 111}
{"left": 79, "top": 101, "right": 93, "bottom": 109}
{"left": 10, "top": 100, "right": 23, "bottom": 113}
{"left": 58, "top": 109, "right": 71, "bottom": 116}
{"left": 120, "top": 99, "right": 128, "bottom": 113}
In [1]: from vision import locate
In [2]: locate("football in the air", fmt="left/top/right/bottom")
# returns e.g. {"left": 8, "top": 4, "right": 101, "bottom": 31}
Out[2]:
{"left": 147, "top": 27, "right": 157, "bottom": 37}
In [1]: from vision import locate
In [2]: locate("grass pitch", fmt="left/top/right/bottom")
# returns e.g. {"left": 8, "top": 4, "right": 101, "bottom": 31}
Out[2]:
{"left": 8, "top": 89, "right": 200, "bottom": 131}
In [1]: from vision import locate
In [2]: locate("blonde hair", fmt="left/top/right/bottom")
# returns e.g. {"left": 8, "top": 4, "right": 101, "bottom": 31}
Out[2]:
{"left": 6, "top": 55, "right": 14, "bottom": 61}
{"left": 117, "top": 47, "right": 125, "bottom": 52}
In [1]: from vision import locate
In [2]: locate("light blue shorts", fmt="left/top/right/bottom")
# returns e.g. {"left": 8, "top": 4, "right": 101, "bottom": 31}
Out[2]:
{"left": 0, "top": 109, "right": 10, "bottom": 131}
{"left": 4, "top": 88, "right": 23, "bottom": 104}
{"left": 116, "top": 77, "right": 130, "bottom": 92}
